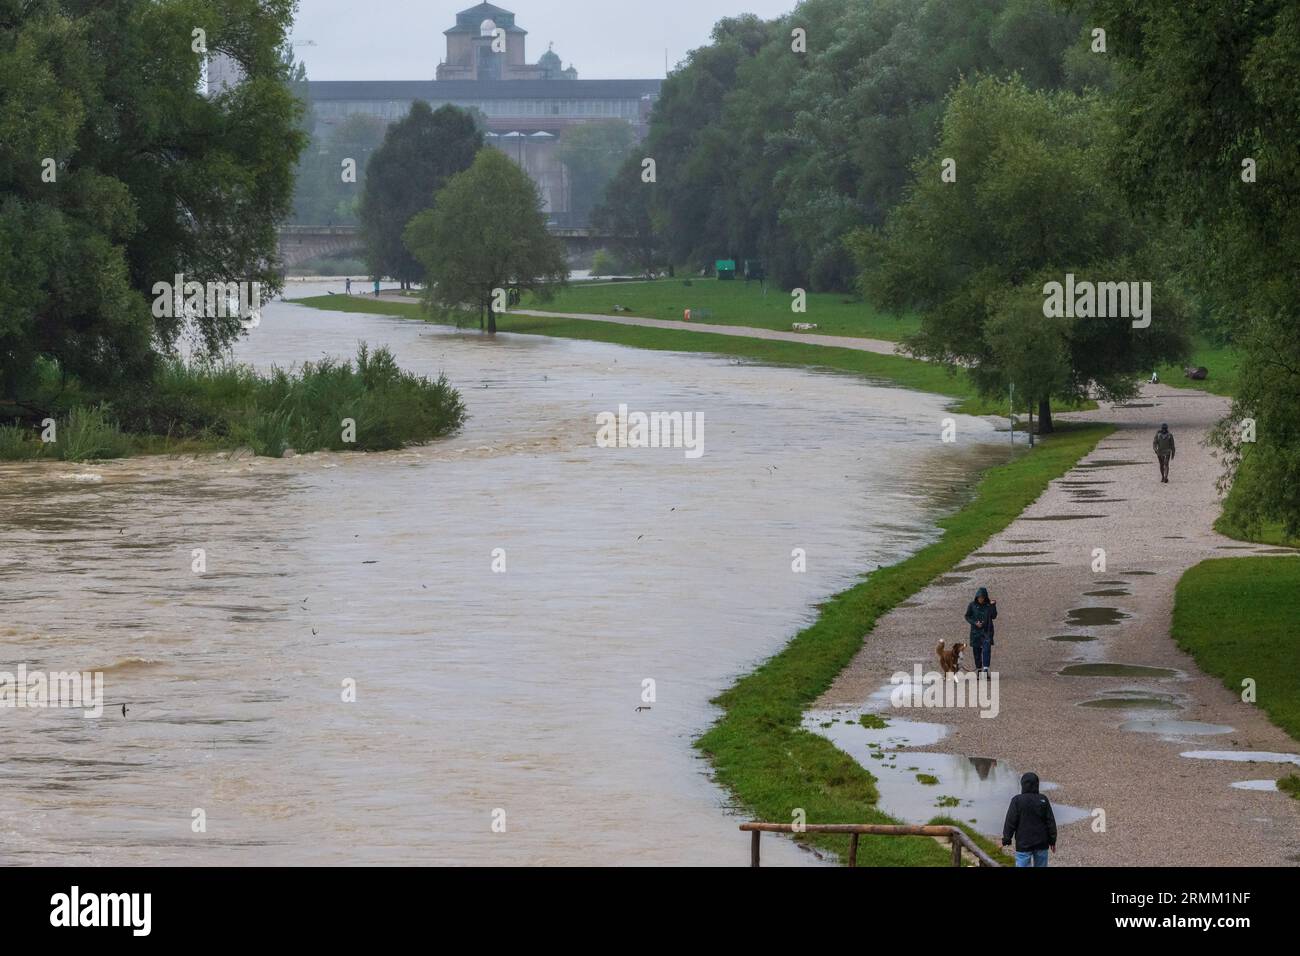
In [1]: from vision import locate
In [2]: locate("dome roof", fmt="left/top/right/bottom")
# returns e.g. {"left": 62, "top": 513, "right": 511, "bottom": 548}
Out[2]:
{"left": 538, "top": 48, "right": 561, "bottom": 67}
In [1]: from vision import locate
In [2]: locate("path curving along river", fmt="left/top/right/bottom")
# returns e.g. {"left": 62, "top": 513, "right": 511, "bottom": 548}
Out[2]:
{"left": 0, "top": 294, "right": 1001, "bottom": 865}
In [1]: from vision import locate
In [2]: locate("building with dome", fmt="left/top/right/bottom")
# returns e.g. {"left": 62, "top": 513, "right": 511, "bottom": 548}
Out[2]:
{"left": 292, "top": 3, "right": 661, "bottom": 226}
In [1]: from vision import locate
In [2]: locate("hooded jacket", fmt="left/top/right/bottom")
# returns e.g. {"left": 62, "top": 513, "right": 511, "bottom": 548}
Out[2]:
{"left": 964, "top": 587, "right": 997, "bottom": 644}
{"left": 1002, "top": 772, "right": 1057, "bottom": 852}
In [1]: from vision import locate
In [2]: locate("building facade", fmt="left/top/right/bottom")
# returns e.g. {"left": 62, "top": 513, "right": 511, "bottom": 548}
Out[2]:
{"left": 297, "top": 3, "right": 662, "bottom": 227}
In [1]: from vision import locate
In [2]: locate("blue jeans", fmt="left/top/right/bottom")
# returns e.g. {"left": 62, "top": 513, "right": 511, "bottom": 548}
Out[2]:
{"left": 1015, "top": 849, "right": 1050, "bottom": 867}
{"left": 971, "top": 639, "right": 991, "bottom": 671}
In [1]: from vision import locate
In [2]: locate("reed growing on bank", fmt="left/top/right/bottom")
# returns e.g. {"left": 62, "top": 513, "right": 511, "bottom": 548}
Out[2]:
{"left": 0, "top": 344, "right": 466, "bottom": 462}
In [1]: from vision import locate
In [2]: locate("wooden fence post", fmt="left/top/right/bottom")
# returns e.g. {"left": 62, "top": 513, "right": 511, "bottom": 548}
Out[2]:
{"left": 751, "top": 830, "right": 761, "bottom": 867}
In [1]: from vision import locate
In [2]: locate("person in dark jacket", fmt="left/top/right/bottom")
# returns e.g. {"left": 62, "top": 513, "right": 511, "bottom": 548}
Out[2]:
{"left": 964, "top": 586, "right": 997, "bottom": 677}
{"left": 1153, "top": 423, "right": 1176, "bottom": 483}
{"left": 1002, "top": 772, "right": 1057, "bottom": 867}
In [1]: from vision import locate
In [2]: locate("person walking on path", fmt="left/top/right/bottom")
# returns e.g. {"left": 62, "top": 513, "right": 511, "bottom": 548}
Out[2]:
{"left": 1002, "top": 772, "right": 1057, "bottom": 867}
{"left": 373, "top": 277, "right": 381, "bottom": 297}
{"left": 1153, "top": 422, "right": 1176, "bottom": 483}
{"left": 964, "top": 586, "right": 997, "bottom": 677}
{"left": 345, "top": 277, "right": 352, "bottom": 295}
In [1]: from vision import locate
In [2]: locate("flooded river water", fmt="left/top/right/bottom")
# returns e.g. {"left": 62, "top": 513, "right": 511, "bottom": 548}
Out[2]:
{"left": 0, "top": 291, "right": 998, "bottom": 864}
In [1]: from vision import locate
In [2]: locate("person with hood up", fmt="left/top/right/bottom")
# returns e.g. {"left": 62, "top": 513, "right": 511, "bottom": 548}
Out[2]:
{"left": 963, "top": 586, "right": 997, "bottom": 677}
{"left": 1002, "top": 772, "right": 1057, "bottom": 867}
{"left": 1153, "top": 422, "right": 1176, "bottom": 483}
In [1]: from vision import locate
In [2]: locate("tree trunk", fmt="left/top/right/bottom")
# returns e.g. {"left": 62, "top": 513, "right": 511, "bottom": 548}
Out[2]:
{"left": 487, "top": 305, "right": 497, "bottom": 335}
{"left": 1037, "top": 397, "right": 1054, "bottom": 434}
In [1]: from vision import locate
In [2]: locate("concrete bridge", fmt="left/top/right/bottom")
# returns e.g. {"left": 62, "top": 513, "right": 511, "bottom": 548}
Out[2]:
{"left": 278, "top": 224, "right": 608, "bottom": 273}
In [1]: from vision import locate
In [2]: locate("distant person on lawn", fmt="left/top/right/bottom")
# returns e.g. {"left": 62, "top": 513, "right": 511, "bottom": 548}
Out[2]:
{"left": 964, "top": 586, "right": 997, "bottom": 678}
{"left": 345, "top": 277, "right": 352, "bottom": 295}
{"left": 373, "top": 278, "right": 380, "bottom": 297}
{"left": 1153, "top": 422, "right": 1176, "bottom": 483}
{"left": 1003, "top": 772, "right": 1057, "bottom": 867}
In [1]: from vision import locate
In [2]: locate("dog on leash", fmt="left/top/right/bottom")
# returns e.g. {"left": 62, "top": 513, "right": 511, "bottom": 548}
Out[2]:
{"left": 936, "top": 640, "right": 966, "bottom": 677}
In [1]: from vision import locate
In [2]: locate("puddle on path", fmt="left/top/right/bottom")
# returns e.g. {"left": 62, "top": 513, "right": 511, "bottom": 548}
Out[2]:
{"left": 1049, "top": 634, "right": 1096, "bottom": 643}
{"left": 932, "top": 575, "right": 971, "bottom": 587}
{"left": 1084, "top": 589, "right": 1131, "bottom": 597}
{"left": 1022, "top": 514, "right": 1107, "bottom": 521}
{"left": 1006, "top": 539, "right": 1049, "bottom": 544}
{"left": 972, "top": 551, "right": 1050, "bottom": 558}
{"left": 1121, "top": 719, "right": 1234, "bottom": 738}
{"left": 1079, "top": 459, "right": 1147, "bottom": 468}
{"left": 1232, "top": 780, "right": 1280, "bottom": 792}
{"left": 1066, "top": 607, "right": 1130, "bottom": 627}
{"left": 1079, "top": 690, "right": 1182, "bottom": 710}
{"left": 804, "top": 706, "right": 1089, "bottom": 835}
{"left": 1181, "top": 751, "right": 1300, "bottom": 766}
{"left": 955, "top": 561, "right": 1058, "bottom": 571}
{"left": 1060, "top": 663, "right": 1180, "bottom": 679}
{"left": 1119, "top": 570, "right": 1158, "bottom": 576}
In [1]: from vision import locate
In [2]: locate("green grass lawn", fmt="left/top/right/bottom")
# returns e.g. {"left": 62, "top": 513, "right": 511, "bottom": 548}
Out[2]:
{"left": 1157, "top": 337, "right": 1241, "bottom": 397}
{"left": 1172, "top": 557, "right": 1300, "bottom": 750}
{"left": 523, "top": 278, "right": 923, "bottom": 342}
{"left": 293, "top": 293, "right": 1035, "bottom": 417}
{"left": 696, "top": 423, "right": 1112, "bottom": 865}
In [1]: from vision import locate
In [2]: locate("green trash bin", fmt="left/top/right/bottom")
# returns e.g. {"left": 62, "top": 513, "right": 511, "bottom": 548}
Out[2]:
{"left": 715, "top": 259, "right": 737, "bottom": 281}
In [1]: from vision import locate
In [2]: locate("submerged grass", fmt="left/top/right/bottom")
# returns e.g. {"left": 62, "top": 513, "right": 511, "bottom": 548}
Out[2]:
{"left": 694, "top": 423, "right": 1112, "bottom": 865}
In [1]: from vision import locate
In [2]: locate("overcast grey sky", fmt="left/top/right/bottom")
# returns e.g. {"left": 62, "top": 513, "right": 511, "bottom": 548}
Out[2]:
{"left": 290, "top": 0, "right": 798, "bottom": 80}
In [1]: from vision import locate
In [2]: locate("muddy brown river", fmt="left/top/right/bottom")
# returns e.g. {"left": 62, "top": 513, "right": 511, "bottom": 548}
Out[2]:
{"left": 0, "top": 290, "right": 997, "bottom": 864}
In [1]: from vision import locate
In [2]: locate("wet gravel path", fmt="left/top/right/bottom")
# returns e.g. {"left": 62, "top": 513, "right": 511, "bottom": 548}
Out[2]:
{"left": 818, "top": 384, "right": 1300, "bottom": 866}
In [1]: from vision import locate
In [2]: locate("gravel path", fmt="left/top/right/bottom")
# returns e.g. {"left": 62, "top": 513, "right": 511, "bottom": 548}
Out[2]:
{"left": 818, "top": 384, "right": 1300, "bottom": 866}
{"left": 508, "top": 309, "right": 906, "bottom": 357}
{"left": 372, "top": 297, "right": 1298, "bottom": 863}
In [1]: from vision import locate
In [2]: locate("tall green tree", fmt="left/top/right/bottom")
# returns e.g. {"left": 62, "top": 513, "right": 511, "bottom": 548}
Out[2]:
{"left": 1078, "top": 0, "right": 1300, "bottom": 535}
{"left": 850, "top": 75, "right": 1190, "bottom": 430}
{"left": 591, "top": 154, "right": 669, "bottom": 278}
{"left": 0, "top": 0, "right": 306, "bottom": 398}
{"left": 292, "top": 112, "right": 387, "bottom": 225}
{"left": 359, "top": 101, "right": 482, "bottom": 289}
{"left": 403, "top": 149, "right": 567, "bottom": 334}
{"left": 557, "top": 119, "right": 636, "bottom": 226}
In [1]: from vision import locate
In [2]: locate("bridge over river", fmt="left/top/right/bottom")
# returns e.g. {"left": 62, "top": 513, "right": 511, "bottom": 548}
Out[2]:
{"left": 278, "top": 224, "right": 605, "bottom": 272}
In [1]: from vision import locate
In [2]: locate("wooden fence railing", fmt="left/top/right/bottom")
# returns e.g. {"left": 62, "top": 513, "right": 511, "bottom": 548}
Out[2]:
{"left": 739, "top": 822, "right": 1003, "bottom": 868}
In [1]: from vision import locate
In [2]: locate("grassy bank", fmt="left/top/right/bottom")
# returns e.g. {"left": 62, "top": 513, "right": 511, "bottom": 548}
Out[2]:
{"left": 694, "top": 423, "right": 1112, "bottom": 865}
{"left": 523, "top": 277, "right": 922, "bottom": 342}
{"left": 0, "top": 344, "right": 465, "bottom": 462}
{"left": 1156, "top": 336, "right": 1240, "bottom": 397}
{"left": 293, "top": 294, "right": 1038, "bottom": 417}
{"left": 1171, "top": 556, "right": 1300, "bottom": 798}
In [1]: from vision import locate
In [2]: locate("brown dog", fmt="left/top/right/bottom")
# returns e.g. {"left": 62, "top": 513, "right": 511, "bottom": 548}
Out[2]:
{"left": 936, "top": 640, "right": 966, "bottom": 676}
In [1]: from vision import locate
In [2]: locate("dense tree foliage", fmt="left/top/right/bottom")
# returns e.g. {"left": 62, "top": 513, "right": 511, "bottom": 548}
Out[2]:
{"left": 557, "top": 118, "right": 636, "bottom": 227}
{"left": 611, "top": 0, "right": 1103, "bottom": 291}
{"left": 358, "top": 101, "right": 482, "bottom": 288}
{"left": 851, "top": 76, "right": 1190, "bottom": 430}
{"left": 0, "top": 0, "right": 305, "bottom": 398}
{"left": 1078, "top": 0, "right": 1300, "bottom": 534}
{"left": 404, "top": 149, "right": 567, "bottom": 334}
{"left": 292, "top": 112, "right": 387, "bottom": 225}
